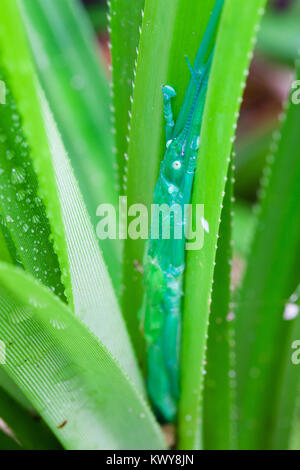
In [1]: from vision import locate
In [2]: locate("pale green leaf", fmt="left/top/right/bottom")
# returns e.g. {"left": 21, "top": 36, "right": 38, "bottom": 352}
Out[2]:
{"left": 0, "top": 262, "right": 166, "bottom": 450}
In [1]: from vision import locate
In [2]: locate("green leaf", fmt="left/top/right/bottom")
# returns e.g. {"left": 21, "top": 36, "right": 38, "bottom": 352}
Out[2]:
{"left": 291, "top": 405, "right": 300, "bottom": 450}
{"left": 0, "top": 430, "right": 21, "bottom": 450}
{"left": 0, "top": 263, "right": 166, "bottom": 450}
{"left": 202, "top": 159, "right": 234, "bottom": 450}
{"left": 272, "top": 287, "right": 300, "bottom": 450}
{"left": 0, "top": 367, "right": 31, "bottom": 410}
{"left": 0, "top": 226, "right": 12, "bottom": 264}
{"left": 236, "top": 59, "right": 300, "bottom": 450}
{"left": 0, "top": 385, "right": 61, "bottom": 449}
{"left": 20, "top": 0, "right": 121, "bottom": 291}
{"left": 40, "top": 91, "right": 144, "bottom": 392}
{"left": 235, "top": 125, "right": 273, "bottom": 200}
{"left": 109, "top": 0, "right": 145, "bottom": 191}
{"left": 122, "top": 0, "right": 179, "bottom": 362}
{"left": 0, "top": 70, "right": 66, "bottom": 301}
{"left": 0, "top": 0, "right": 72, "bottom": 304}
{"left": 1, "top": 0, "right": 143, "bottom": 391}
{"left": 122, "top": 0, "right": 222, "bottom": 365}
{"left": 179, "top": 0, "right": 267, "bottom": 449}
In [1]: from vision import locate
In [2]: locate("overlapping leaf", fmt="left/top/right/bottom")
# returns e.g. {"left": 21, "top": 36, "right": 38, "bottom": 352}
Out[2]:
{"left": 0, "top": 263, "right": 166, "bottom": 450}
{"left": 236, "top": 57, "right": 300, "bottom": 450}
{"left": 20, "top": 0, "right": 120, "bottom": 291}
{"left": 179, "top": 0, "right": 267, "bottom": 449}
{"left": 203, "top": 159, "right": 234, "bottom": 450}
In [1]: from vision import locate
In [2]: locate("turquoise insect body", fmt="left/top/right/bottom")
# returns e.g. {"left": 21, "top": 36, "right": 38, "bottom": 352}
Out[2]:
{"left": 141, "top": 0, "right": 225, "bottom": 422}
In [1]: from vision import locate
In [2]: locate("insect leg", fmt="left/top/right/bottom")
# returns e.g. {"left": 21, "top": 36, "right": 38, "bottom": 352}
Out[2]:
{"left": 162, "top": 85, "right": 176, "bottom": 142}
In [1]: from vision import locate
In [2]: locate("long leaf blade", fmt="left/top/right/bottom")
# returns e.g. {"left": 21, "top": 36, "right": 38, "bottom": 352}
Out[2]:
{"left": 0, "top": 0, "right": 73, "bottom": 303}
{"left": 0, "top": 385, "right": 61, "bottom": 449}
{"left": 109, "top": 0, "right": 145, "bottom": 191}
{"left": 202, "top": 159, "right": 234, "bottom": 450}
{"left": 0, "top": 70, "right": 66, "bottom": 301}
{"left": 236, "top": 58, "right": 300, "bottom": 450}
{"left": 1, "top": 0, "right": 142, "bottom": 391}
{"left": 20, "top": 0, "right": 121, "bottom": 290}
{"left": 0, "top": 263, "right": 166, "bottom": 450}
{"left": 122, "top": 0, "right": 223, "bottom": 365}
{"left": 40, "top": 90, "right": 144, "bottom": 392}
{"left": 272, "top": 288, "right": 300, "bottom": 450}
{"left": 179, "top": 0, "right": 267, "bottom": 449}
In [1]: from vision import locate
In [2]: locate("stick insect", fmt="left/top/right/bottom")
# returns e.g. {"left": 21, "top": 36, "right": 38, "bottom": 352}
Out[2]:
{"left": 140, "top": 0, "right": 225, "bottom": 422}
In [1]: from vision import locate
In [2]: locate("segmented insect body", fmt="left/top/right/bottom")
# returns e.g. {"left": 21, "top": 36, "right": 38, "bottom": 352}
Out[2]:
{"left": 141, "top": 0, "right": 225, "bottom": 422}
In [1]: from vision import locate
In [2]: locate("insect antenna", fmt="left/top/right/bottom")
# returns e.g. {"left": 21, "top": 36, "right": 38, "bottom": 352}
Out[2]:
{"left": 193, "top": 0, "right": 225, "bottom": 72}
{"left": 181, "top": 50, "right": 214, "bottom": 139}
{"left": 184, "top": 55, "right": 198, "bottom": 86}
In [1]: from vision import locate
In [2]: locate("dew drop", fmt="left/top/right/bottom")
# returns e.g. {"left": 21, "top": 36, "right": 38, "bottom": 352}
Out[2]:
{"left": 11, "top": 167, "right": 26, "bottom": 185}
{"left": 49, "top": 318, "right": 67, "bottom": 330}
{"left": 201, "top": 217, "right": 210, "bottom": 233}
{"left": 16, "top": 190, "right": 26, "bottom": 202}
{"left": 6, "top": 150, "right": 15, "bottom": 160}
{"left": 283, "top": 303, "right": 299, "bottom": 321}
{"left": 32, "top": 215, "right": 40, "bottom": 224}
{"left": 290, "top": 293, "right": 299, "bottom": 303}
{"left": 226, "top": 312, "right": 235, "bottom": 322}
